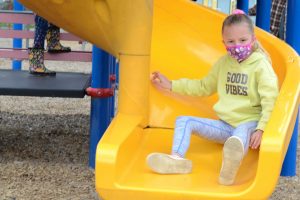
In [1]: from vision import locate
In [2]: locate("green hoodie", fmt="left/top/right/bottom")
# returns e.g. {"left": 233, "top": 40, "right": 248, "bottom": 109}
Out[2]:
{"left": 172, "top": 51, "right": 279, "bottom": 131}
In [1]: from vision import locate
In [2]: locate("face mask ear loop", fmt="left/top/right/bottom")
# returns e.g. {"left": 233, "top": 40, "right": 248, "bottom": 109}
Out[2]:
{"left": 252, "top": 39, "right": 258, "bottom": 51}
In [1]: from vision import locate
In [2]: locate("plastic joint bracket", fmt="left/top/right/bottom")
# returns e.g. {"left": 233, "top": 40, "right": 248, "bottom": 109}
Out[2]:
{"left": 86, "top": 87, "right": 114, "bottom": 98}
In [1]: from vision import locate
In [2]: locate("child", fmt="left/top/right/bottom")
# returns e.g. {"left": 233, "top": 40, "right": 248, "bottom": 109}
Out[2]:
{"left": 146, "top": 9, "right": 279, "bottom": 186}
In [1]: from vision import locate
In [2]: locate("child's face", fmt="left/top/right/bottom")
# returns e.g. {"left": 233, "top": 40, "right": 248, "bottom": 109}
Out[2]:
{"left": 222, "top": 22, "right": 254, "bottom": 47}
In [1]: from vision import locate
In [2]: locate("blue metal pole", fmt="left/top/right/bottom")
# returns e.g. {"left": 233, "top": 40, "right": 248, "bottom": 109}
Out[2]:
{"left": 280, "top": 0, "right": 300, "bottom": 176}
{"left": 109, "top": 56, "right": 117, "bottom": 119}
{"left": 281, "top": 114, "right": 299, "bottom": 176}
{"left": 286, "top": 0, "right": 300, "bottom": 53}
{"left": 256, "top": 0, "right": 272, "bottom": 32}
{"left": 89, "top": 46, "right": 111, "bottom": 169}
{"left": 236, "top": 0, "right": 249, "bottom": 14}
{"left": 12, "top": 0, "right": 23, "bottom": 70}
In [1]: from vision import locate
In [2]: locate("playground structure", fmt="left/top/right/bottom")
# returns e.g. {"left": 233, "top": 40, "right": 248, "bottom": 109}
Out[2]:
{"left": 0, "top": 11, "right": 91, "bottom": 63}
{"left": 0, "top": 9, "right": 93, "bottom": 98}
{"left": 4, "top": 0, "right": 300, "bottom": 199}
{"left": 0, "top": 0, "right": 117, "bottom": 166}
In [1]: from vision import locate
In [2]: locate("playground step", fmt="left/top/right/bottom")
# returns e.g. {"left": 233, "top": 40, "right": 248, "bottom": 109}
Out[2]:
{"left": 0, "top": 69, "right": 91, "bottom": 98}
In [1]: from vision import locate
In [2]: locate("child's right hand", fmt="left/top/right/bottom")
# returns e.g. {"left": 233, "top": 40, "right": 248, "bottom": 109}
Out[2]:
{"left": 150, "top": 71, "right": 172, "bottom": 91}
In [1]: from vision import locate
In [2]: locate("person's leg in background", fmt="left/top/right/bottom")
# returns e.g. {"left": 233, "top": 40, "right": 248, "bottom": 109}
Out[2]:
{"left": 46, "top": 24, "right": 71, "bottom": 53}
{"left": 248, "top": 4, "right": 257, "bottom": 16}
{"left": 270, "top": 0, "right": 287, "bottom": 38}
{"left": 278, "top": 4, "right": 287, "bottom": 40}
{"left": 29, "top": 15, "right": 56, "bottom": 76}
{"left": 32, "top": 15, "right": 48, "bottom": 49}
{"left": 248, "top": 0, "right": 287, "bottom": 39}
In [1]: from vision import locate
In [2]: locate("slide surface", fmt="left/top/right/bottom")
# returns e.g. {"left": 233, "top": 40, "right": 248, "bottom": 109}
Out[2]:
{"left": 17, "top": 0, "right": 300, "bottom": 200}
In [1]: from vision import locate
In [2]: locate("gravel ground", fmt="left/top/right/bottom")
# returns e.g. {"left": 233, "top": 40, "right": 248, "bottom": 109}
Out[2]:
{"left": 0, "top": 40, "right": 299, "bottom": 199}
{"left": 0, "top": 57, "right": 98, "bottom": 199}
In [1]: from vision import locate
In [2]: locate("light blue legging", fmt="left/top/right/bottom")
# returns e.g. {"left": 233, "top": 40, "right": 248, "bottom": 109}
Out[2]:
{"left": 172, "top": 116, "right": 258, "bottom": 157}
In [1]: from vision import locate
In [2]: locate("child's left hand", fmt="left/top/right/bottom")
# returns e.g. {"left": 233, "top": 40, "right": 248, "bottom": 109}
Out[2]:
{"left": 249, "top": 129, "right": 263, "bottom": 149}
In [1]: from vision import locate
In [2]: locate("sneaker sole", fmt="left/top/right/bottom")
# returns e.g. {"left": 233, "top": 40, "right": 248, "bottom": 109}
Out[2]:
{"left": 219, "top": 136, "right": 244, "bottom": 185}
{"left": 146, "top": 153, "right": 192, "bottom": 174}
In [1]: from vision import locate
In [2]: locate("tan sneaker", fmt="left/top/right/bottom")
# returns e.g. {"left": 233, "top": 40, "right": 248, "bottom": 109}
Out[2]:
{"left": 219, "top": 136, "right": 244, "bottom": 185}
{"left": 146, "top": 153, "right": 192, "bottom": 174}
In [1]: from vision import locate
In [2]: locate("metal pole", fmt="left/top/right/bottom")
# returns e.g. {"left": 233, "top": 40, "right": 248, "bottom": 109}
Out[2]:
{"left": 286, "top": 0, "right": 300, "bottom": 53}
{"left": 12, "top": 0, "right": 23, "bottom": 70}
{"left": 109, "top": 56, "right": 117, "bottom": 120}
{"left": 280, "top": 0, "right": 299, "bottom": 176}
{"left": 114, "top": 61, "right": 120, "bottom": 116}
{"left": 281, "top": 114, "right": 299, "bottom": 176}
{"left": 256, "top": 0, "right": 272, "bottom": 32}
{"left": 89, "top": 46, "right": 111, "bottom": 169}
{"left": 236, "top": 0, "right": 249, "bottom": 14}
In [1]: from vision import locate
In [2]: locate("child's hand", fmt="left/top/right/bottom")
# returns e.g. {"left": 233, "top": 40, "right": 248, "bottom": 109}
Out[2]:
{"left": 150, "top": 71, "right": 172, "bottom": 91}
{"left": 249, "top": 129, "right": 263, "bottom": 149}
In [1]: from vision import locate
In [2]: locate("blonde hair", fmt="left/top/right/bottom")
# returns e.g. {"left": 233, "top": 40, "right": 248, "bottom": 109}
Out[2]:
{"left": 222, "top": 13, "right": 272, "bottom": 63}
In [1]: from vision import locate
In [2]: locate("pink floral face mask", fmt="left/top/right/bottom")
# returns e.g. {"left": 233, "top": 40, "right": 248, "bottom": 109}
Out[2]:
{"left": 226, "top": 42, "right": 253, "bottom": 62}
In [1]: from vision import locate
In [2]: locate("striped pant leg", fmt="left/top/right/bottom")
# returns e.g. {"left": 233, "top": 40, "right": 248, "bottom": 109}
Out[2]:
{"left": 172, "top": 116, "right": 233, "bottom": 157}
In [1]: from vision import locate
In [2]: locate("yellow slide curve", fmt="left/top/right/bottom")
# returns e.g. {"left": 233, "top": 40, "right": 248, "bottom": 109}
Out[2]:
{"left": 18, "top": 0, "right": 300, "bottom": 199}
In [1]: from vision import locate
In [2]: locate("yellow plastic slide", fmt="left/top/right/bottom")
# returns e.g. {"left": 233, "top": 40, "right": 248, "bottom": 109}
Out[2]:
{"left": 18, "top": 0, "right": 300, "bottom": 199}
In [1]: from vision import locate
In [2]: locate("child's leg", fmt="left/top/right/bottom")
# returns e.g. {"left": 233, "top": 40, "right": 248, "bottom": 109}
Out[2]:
{"left": 33, "top": 15, "right": 49, "bottom": 49}
{"left": 46, "top": 24, "right": 71, "bottom": 53}
{"left": 231, "top": 121, "right": 258, "bottom": 155}
{"left": 147, "top": 116, "right": 233, "bottom": 174}
{"left": 219, "top": 121, "right": 258, "bottom": 185}
{"left": 172, "top": 116, "right": 233, "bottom": 157}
